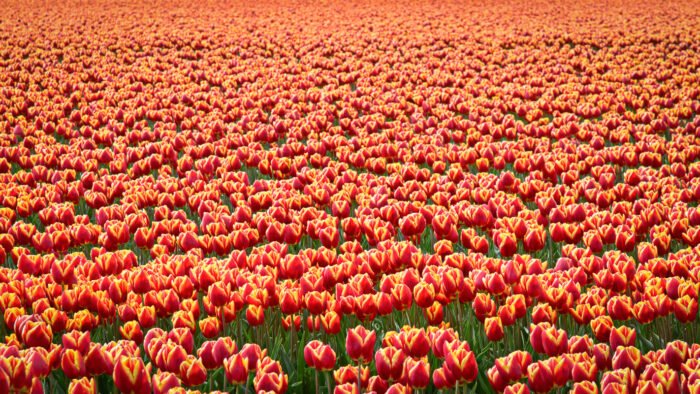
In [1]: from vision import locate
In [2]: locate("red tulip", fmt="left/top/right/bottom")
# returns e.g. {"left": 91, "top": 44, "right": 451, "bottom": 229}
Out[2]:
{"left": 254, "top": 371, "right": 288, "bottom": 394}
{"left": 112, "top": 356, "right": 151, "bottom": 394}
{"left": 224, "top": 353, "right": 249, "bottom": 385}
{"left": 57, "top": 348, "right": 87, "bottom": 380}
{"left": 21, "top": 320, "right": 53, "bottom": 349}
{"left": 485, "top": 316, "right": 505, "bottom": 341}
{"left": 68, "top": 377, "right": 97, "bottom": 394}
{"left": 404, "top": 357, "right": 430, "bottom": 388}
{"left": 375, "top": 346, "right": 407, "bottom": 381}
{"left": 119, "top": 320, "right": 144, "bottom": 344}
{"left": 527, "top": 361, "right": 553, "bottom": 393}
{"left": 346, "top": 326, "right": 376, "bottom": 364}
{"left": 152, "top": 372, "right": 181, "bottom": 394}
{"left": 612, "top": 346, "right": 642, "bottom": 372}
{"left": 444, "top": 347, "right": 478, "bottom": 383}
{"left": 246, "top": 304, "right": 265, "bottom": 326}
{"left": 571, "top": 381, "right": 599, "bottom": 394}
{"left": 179, "top": 356, "right": 207, "bottom": 387}
{"left": 609, "top": 325, "right": 635, "bottom": 349}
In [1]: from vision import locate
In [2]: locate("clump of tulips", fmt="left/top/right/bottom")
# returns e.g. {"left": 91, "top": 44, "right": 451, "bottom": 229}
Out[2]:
{"left": 0, "top": 0, "right": 699, "bottom": 392}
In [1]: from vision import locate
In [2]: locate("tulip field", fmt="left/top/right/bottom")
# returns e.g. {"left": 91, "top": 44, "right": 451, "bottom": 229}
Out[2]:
{"left": 2, "top": 0, "right": 700, "bottom": 393}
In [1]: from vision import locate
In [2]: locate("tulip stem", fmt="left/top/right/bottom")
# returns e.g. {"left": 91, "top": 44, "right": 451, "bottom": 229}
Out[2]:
{"left": 315, "top": 369, "right": 320, "bottom": 394}
{"left": 356, "top": 361, "right": 362, "bottom": 393}
{"left": 220, "top": 306, "right": 225, "bottom": 337}
{"left": 326, "top": 371, "right": 332, "bottom": 394}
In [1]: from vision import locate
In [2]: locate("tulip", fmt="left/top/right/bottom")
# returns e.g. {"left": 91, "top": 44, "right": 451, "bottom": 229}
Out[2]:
{"left": 571, "top": 381, "right": 599, "bottom": 394}
{"left": 246, "top": 304, "right": 265, "bottom": 326}
{"left": 21, "top": 320, "right": 52, "bottom": 349}
{"left": 68, "top": 377, "right": 97, "bottom": 394}
{"left": 433, "top": 367, "right": 455, "bottom": 390}
{"left": 401, "top": 328, "right": 431, "bottom": 358}
{"left": 179, "top": 356, "right": 207, "bottom": 387}
{"left": 485, "top": 316, "right": 505, "bottom": 342}
{"left": 404, "top": 357, "right": 430, "bottom": 388}
{"left": 239, "top": 344, "right": 264, "bottom": 372}
{"left": 334, "top": 383, "right": 359, "bottom": 394}
{"left": 527, "top": 361, "right": 554, "bottom": 393}
{"left": 612, "top": 346, "right": 642, "bottom": 372}
{"left": 487, "top": 366, "right": 509, "bottom": 392}
{"left": 61, "top": 349, "right": 86, "bottom": 379}
{"left": 413, "top": 282, "right": 436, "bottom": 309}
{"left": 198, "top": 316, "right": 222, "bottom": 338}
{"left": 119, "top": 320, "right": 143, "bottom": 344}
{"left": 333, "top": 365, "right": 370, "bottom": 386}
{"left": 62, "top": 330, "right": 91, "bottom": 355}
{"left": 444, "top": 347, "right": 478, "bottom": 383}
{"left": 152, "top": 372, "right": 181, "bottom": 394}
{"left": 212, "top": 337, "right": 238, "bottom": 366}
{"left": 503, "top": 383, "right": 531, "bottom": 394}
{"left": 224, "top": 353, "right": 249, "bottom": 385}
{"left": 609, "top": 325, "right": 636, "bottom": 349}
{"left": 254, "top": 371, "right": 288, "bottom": 394}
{"left": 375, "top": 346, "right": 407, "bottom": 381}
{"left": 367, "top": 376, "right": 389, "bottom": 394}
{"left": 112, "top": 356, "right": 151, "bottom": 394}
{"left": 346, "top": 325, "right": 376, "bottom": 364}
{"left": 167, "top": 327, "right": 194, "bottom": 354}
{"left": 84, "top": 343, "right": 110, "bottom": 376}
{"left": 304, "top": 341, "right": 337, "bottom": 371}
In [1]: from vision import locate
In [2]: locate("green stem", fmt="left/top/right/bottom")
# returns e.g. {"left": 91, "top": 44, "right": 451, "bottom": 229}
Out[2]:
{"left": 315, "top": 370, "right": 320, "bottom": 394}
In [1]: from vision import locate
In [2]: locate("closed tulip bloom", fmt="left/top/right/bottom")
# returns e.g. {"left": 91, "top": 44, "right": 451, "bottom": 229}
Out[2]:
{"left": 404, "top": 357, "right": 430, "bottom": 388}
{"left": 61, "top": 349, "right": 86, "bottom": 380}
{"left": 198, "top": 316, "right": 222, "bottom": 338}
{"left": 112, "top": 356, "right": 151, "bottom": 394}
{"left": 119, "top": 320, "right": 144, "bottom": 344}
{"left": 375, "top": 346, "right": 407, "bottom": 381}
{"left": 612, "top": 346, "right": 642, "bottom": 372}
{"left": 333, "top": 365, "right": 370, "bottom": 386}
{"left": 485, "top": 317, "right": 505, "bottom": 342}
{"left": 239, "top": 344, "right": 264, "bottom": 372}
{"left": 433, "top": 367, "right": 455, "bottom": 390}
{"left": 254, "top": 371, "right": 288, "bottom": 394}
{"left": 444, "top": 347, "right": 478, "bottom": 383}
{"left": 60, "top": 330, "right": 90, "bottom": 355}
{"left": 334, "top": 383, "right": 359, "bottom": 394}
{"left": 346, "top": 325, "right": 376, "bottom": 364}
{"left": 609, "top": 325, "right": 636, "bottom": 349}
{"left": 413, "top": 282, "right": 436, "bottom": 309}
{"left": 224, "top": 353, "right": 249, "bottom": 385}
{"left": 527, "top": 361, "right": 554, "bottom": 393}
{"left": 503, "top": 383, "right": 531, "bottom": 394}
{"left": 212, "top": 337, "right": 238, "bottom": 366}
{"left": 21, "top": 320, "right": 53, "bottom": 349}
{"left": 152, "top": 372, "right": 181, "bottom": 394}
{"left": 179, "top": 356, "right": 207, "bottom": 387}
{"left": 571, "top": 381, "right": 599, "bottom": 394}
{"left": 246, "top": 304, "right": 265, "bottom": 326}
{"left": 68, "top": 377, "right": 97, "bottom": 394}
